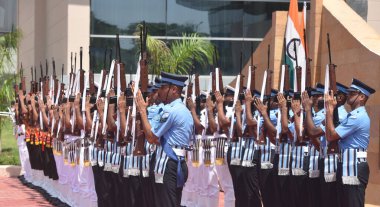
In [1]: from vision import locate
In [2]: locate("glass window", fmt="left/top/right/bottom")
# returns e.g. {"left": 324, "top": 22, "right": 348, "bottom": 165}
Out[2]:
{"left": 90, "top": 0, "right": 309, "bottom": 75}
{"left": 0, "top": 0, "right": 17, "bottom": 33}
{"left": 91, "top": 0, "right": 166, "bottom": 35}
{"left": 90, "top": 37, "right": 140, "bottom": 73}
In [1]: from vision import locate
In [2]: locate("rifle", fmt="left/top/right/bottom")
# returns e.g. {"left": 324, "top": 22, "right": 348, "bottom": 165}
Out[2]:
{"left": 238, "top": 52, "right": 245, "bottom": 102}
{"left": 134, "top": 22, "right": 148, "bottom": 156}
{"left": 248, "top": 42, "right": 256, "bottom": 95}
{"left": 244, "top": 44, "right": 256, "bottom": 138}
{"left": 89, "top": 50, "right": 96, "bottom": 98}
{"left": 283, "top": 39, "right": 292, "bottom": 124}
{"left": 194, "top": 73, "right": 201, "bottom": 116}
{"left": 30, "top": 67, "right": 33, "bottom": 94}
{"left": 326, "top": 33, "right": 339, "bottom": 154}
{"left": 92, "top": 47, "right": 109, "bottom": 139}
{"left": 276, "top": 64, "right": 286, "bottom": 142}
{"left": 79, "top": 47, "right": 85, "bottom": 95}
{"left": 184, "top": 60, "right": 194, "bottom": 103}
{"left": 283, "top": 38, "right": 290, "bottom": 93}
{"left": 19, "top": 63, "right": 26, "bottom": 94}
{"left": 13, "top": 70, "right": 19, "bottom": 123}
{"left": 93, "top": 67, "right": 107, "bottom": 147}
{"left": 52, "top": 58, "right": 59, "bottom": 102}
{"left": 40, "top": 62, "right": 43, "bottom": 93}
{"left": 114, "top": 34, "right": 128, "bottom": 145}
{"left": 60, "top": 64, "right": 65, "bottom": 104}
{"left": 304, "top": 29, "right": 312, "bottom": 92}
{"left": 256, "top": 45, "right": 271, "bottom": 145}
{"left": 39, "top": 62, "right": 44, "bottom": 130}
{"left": 229, "top": 73, "right": 241, "bottom": 143}
{"left": 69, "top": 52, "right": 76, "bottom": 102}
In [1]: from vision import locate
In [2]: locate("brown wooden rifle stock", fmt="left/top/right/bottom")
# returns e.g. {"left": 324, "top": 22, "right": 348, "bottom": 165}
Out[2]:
{"left": 326, "top": 33, "right": 339, "bottom": 154}
{"left": 259, "top": 45, "right": 272, "bottom": 144}
{"left": 134, "top": 22, "right": 148, "bottom": 156}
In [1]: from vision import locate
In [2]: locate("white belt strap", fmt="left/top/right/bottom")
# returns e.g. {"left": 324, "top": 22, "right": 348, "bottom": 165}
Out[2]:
{"left": 172, "top": 148, "right": 186, "bottom": 157}
{"left": 356, "top": 151, "right": 367, "bottom": 159}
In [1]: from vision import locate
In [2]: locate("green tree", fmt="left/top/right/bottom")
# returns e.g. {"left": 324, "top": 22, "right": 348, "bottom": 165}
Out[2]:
{"left": 0, "top": 29, "right": 22, "bottom": 153}
{"left": 134, "top": 25, "right": 215, "bottom": 75}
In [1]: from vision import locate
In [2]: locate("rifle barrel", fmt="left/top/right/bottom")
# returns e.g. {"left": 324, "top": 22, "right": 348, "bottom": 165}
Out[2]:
{"left": 267, "top": 44, "right": 270, "bottom": 69}
{"left": 327, "top": 33, "right": 332, "bottom": 64}
{"left": 80, "top": 47, "right": 83, "bottom": 70}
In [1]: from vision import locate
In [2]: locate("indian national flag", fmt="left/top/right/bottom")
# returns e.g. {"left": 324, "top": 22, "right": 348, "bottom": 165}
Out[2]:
{"left": 285, "top": 0, "right": 306, "bottom": 92}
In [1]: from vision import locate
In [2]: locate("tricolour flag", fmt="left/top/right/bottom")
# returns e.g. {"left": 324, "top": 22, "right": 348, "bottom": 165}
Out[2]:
{"left": 285, "top": 0, "right": 306, "bottom": 92}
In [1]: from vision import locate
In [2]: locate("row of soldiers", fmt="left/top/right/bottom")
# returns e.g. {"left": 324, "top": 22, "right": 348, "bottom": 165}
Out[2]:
{"left": 13, "top": 63, "right": 375, "bottom": 207}
{"left": 180, "top": 67, "right": 375, "bottom": 207}
{"left": 13, "top": 32, "right": 196, "bottom": 207}
{"left": 12, "top": 34, "right": 376, "bottom": 207}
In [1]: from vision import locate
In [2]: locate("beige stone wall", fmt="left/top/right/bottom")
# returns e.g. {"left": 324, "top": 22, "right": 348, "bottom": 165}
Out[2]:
{"left": 246, "top": 0, "right": 380, "bottom": 205}
{"left": 17, "top": 0, "right": 89, "bottom": 91}
{"left": 229, "top": 11, "right": 287, "bottom": 90}
{"left": 321, "top": 0, "right": 380, "bottom": 205}
{"left": 368, "top": 0, "right": 380, "bottom": 34}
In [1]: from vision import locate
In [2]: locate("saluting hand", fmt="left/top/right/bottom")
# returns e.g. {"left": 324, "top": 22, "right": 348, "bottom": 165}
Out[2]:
{"left": 107, "top": 90, "right": 115, "bottom": 101}
{"left": 324, "top": 90, "right": 336, "bottom": 116}
{"left": 206, "top": 96, "right": 215, "bottom": 111}
{"left": 301, "top": 91, "right": 312, "bottom": 112}
{"left": 235, "top": 100, "right": 242, "bottom": 114}
{"left": 18, "top": 90, "right": 25, "bottom": 100}
{"left": 58, "top": 105, "right": 64, "bottom": 119}
{"left": 30, "top": 94, "right": 36, "bottom": 105}
{"left": 47, "top": 95, "right": 53, "bottom": 110}
{"left": 186, "top": 98, "right": 195, "bottom": 111}
{"left": 277, "top": 93, "right": 287, "bottom": 110}
{"left": 118, "top": 92, "right": 126, "bottom": 113}
{"left": 74, "top": 93, "right": 81, "bottom": 107}
{"left": 291, "top": 99, "right": 301, "bottom": 116}
{"left": 38, "top": 98, "right": 45, "bottom": 111}
{"left": 136, "top": 90, "right": 148, "bottom": 113}
{"left": 215, "top": 91, "right": 224, "bottom": 106}
{"left": 245, "top": 89, "right": 253, "bottom": 103}
{"left": 96, "top": 99, "right": 104, "bottom": 112}
{"left": 85, "top": 95, "right": 92, "bottom": 111}
{"left": 254, "top": 97, "right": 267, "bottom": 116}
{"left": 25, "top": 94, "right": 31, "bottom": 102}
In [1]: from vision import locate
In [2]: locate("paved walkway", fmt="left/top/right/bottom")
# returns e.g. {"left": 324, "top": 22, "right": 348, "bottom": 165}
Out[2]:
{"left": 0, "top": 175, "right": 226, "bottom": 207}
{"left": 0, "top": 176, "right": 52, "bottom": 207}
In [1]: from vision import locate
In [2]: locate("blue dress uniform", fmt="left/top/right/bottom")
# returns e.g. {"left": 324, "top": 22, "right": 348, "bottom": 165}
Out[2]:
{"left": 306, "top": 84, "right": 326, "bottom": 207}
{"left": 321, "top": 78, "right": 375, "bottom": 207}
{"left": 259, "top": 89, "right": 280, "bottom": 207}
{"left": 151, "top": 72, "right": 194, "bottom": 207}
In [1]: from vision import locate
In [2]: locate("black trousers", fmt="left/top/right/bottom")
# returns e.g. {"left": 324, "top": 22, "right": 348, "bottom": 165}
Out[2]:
{"left": 319, "top": 158, "right": 339, "bottom": 207}
{"left": 92, "top": 165, "right": 116, "bottom": 207}
{"left": 289, "top": 155, "right": 309, "bottom": 207}
{"left": 337, "top": 161, "right": 369, "bottom": 207}
{"left": 264, "top": 153, "right": 282, "bottom": 207}
{"left": 92, "top": 165, "right": 106, "bottom": 207}
{"left": 45, "top": 147, "right": 59, "bottom": 180}
{"left": 141, "top": 176, "right": 155, "bottom": 207}
{"left": 307, "top": 177, "right": 321, "bottom": 207}
{"left": 260, "top": 168, "right": 277, "bottom": 207}
{"left": 275, "top": 151, "right": 293, "bottom": 207}
{"left": 227, "top": 147, "right": 262, "bottom": 207}
{"left": 260, "top": 151, "right": 281, "bottom": 207}
{"left": 154, "top": 158, "right": 188, "bottom": 207}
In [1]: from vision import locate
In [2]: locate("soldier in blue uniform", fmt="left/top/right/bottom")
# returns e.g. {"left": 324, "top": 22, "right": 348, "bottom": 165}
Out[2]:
{"left": 302, "top": 78, "right": 375, "bottom": 207}
{"left": 136, "top": 71, "right": 194, "bottom": 207}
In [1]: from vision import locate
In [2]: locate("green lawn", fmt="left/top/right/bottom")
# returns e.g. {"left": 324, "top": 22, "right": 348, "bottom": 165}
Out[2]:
{"left": 0, "top": 118, "right": 20, "bottom": 165}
